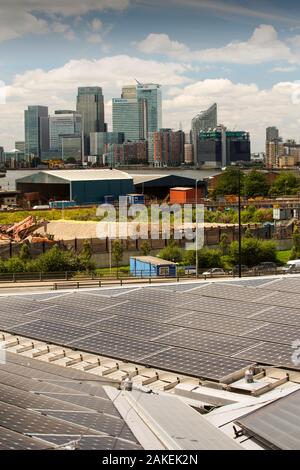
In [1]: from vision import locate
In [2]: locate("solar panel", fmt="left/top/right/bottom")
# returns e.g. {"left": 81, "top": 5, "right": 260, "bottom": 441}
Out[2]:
{"left": 250, "top": 306, "right": 300, "bottom": 327}
{"left": 143, "top": 347, "right": 253, "bottom": 382}
{"left": 106, "top": 301, "right": 183, "bottom": 323}
{"left": 70, "top": 331, "right": 169, "bottom": 362}
{"left": 166, "top": 310, "right": 268, "bottom": 336}
{"left": 182, "top": 296, "right": 264, "bottom": 317}
{"left": 9, "top": 320, "right": 97, "bottom": 345}
{"left": 95, "top": 315, "right": 180, "bottom": 340}
{"left": 234, "top": 342, "right": 297, "bottom": 369}
{"left": 156, "top": 329, "right": 260, "bottom": 356}
{"left": 0, "top": 426, "right": 50, "bottom": 450}
{"left": 243, "top": 323, "right": 300, "bottom": 345}
{"left": 39, "top": 434, "right": 141, "bottom": 450}
{"left": 26, "top": 305, "right": 118, "bottom": 327}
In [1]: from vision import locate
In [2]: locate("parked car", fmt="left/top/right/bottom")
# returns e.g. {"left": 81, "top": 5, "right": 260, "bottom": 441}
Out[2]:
{"left": 184, "top": 266, "right": 197, "bottom": 275}
{"left": 231, "top": 265, "right": 250, "bottom": 275}
{"left": 253, "top": 262, "right": 278, "bottom": 273}
{"left": 281, "top": 260, "right": 300, "bottom": 274}
{"left": 202, "top": 268, "right": 226, "bottom": 278}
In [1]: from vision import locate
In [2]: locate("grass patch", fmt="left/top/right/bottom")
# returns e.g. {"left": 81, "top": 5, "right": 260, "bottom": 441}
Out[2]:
{"left": 276, "top": 250, "right": 291, "bottom": 265}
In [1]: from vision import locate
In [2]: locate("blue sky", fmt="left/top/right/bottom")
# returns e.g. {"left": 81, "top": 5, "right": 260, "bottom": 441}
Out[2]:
{"left": 1, "top": 0, "right": 300, "bottom": 151}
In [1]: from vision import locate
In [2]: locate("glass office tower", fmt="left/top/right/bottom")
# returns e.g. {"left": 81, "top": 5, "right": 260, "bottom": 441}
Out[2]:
{"left": 76, "top": 87, "right": 105, "bottom": 156}
{"left": 191, "top": 103, "right": 217, "bottom": 165}
{"left": 24, "top": 105, "right": 49, "bottom": 158}
{"left": 136, "top": 83, "right": 162, "bottom": 134}
{"left": 49, "top": 111, "right": 81, "bottom": 151}
{"left": 112, "top": 98, "right": 147, "bottom": 142}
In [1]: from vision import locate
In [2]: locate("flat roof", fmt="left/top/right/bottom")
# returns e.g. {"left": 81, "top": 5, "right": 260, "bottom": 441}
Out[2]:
{"left": 170, "top": 187, "right": 194, "bottom": 191}
{"left": 131, "top": 256, "right": 177, "bottom": 266}
{"left": 43, "top": 169, "right": 133, "bottom": 182}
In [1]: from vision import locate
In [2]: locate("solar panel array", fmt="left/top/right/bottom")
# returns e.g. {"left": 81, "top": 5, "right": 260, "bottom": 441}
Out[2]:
{"left": 1, "top": 277, "right": 300, "bottom": 381}
{"left": 0, "top": 352, "right": 141, "bottom": 450}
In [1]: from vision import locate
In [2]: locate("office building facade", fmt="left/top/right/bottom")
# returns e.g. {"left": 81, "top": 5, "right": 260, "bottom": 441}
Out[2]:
{"left": 61, "top": 134, "right": 82, "bottom": 162}
{"left": 191, "top": 103, "right": 217, "bottom": 165}
{"left": 49, "top": 112, "right": 81, "bottom": 151}
{"left": 25, "top": 105, "right": 49, "bottom": 158}
{"left": 136, "top": 83, "right": 162, "bottom": 134}
{"left": 76, "top": 87, "right": 105, "bottom": 156}
{"left": 90, "top": 132, "right": 124, "bottom": 157}
{"left": 112, "top": 98, "right": 147, "bottom": 142}
{"left": 197, "top": 127, "right": 250, "bottom": 167}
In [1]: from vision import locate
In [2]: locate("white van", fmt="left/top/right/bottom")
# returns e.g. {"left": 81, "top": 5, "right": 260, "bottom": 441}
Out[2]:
{"left": 283, "top": 260, "right": 300, "bottom": 273}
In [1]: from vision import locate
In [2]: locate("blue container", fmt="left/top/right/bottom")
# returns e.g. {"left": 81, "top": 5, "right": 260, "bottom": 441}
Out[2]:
{"left": 127, "top": 194, "right": 145, "bottom": 205}
{"left": 104, "top": 195, "right": 115, "bottom": 204}
{"left": 49, "top": 200, "right": 77, "bottom": 209}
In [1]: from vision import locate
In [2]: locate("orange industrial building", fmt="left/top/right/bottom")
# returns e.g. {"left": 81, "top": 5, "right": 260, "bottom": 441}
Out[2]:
{"left": 170, "top": 187, "right": 204, "bottom": 204}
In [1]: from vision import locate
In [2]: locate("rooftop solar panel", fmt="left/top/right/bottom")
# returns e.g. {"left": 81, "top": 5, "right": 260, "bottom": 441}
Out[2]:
{"left": 234, "top": 342, "right": 297, "bottom": 369}
{"left": 235, "top": 389, "right": 300, "bottom": 450}
{"left": 156, "top": 329, "right": 260, "bottom": 356}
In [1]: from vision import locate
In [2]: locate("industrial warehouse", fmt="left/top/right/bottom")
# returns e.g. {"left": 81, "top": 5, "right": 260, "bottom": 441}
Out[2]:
{"left": 1, "top": 276, "right": 300, "bottom": 450}
{"left": 15, "top": 170, "right": 207, "bottom": 205}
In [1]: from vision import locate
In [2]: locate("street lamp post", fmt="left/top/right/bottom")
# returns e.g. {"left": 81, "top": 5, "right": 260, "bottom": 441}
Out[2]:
{"left": 195, "top": 179, "right": 199, "bottom": 278}
{"left": 238, "top": 167, "right": 242, "bottom": 278}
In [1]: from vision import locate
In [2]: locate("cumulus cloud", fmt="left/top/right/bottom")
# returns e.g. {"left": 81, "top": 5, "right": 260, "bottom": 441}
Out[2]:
{"left": 163, "top": 78, "right": 300, "bottom": 151}
{"left": 270, "top": 66, "right": 298, "bottom": 73}
{"left": 137, "top": 25, "right": 298, "bottom": 65}
{"left": 0, "top": 1, "right": 129, "bottom": 42}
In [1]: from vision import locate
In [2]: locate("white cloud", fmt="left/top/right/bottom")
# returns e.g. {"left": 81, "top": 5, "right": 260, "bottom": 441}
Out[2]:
{"left": 270, "top": 66, "right": 297, "bottom": 73}
{"left": 87, "top": 34, "right": 103, "bottom": 44}
{"left": 0, "top": 1, "right": 129, "bottom": 42}
{"left": 0, "top": 55, "right": 191, "bottom": 149}
{"left": 137, "top": 25, "right": 298, "bottom": 65}
{"left": 162, "top": 78, "right": 300, "bottom": 151}
{"left": 90, "top": 18, "right": 103, "bottom": 32}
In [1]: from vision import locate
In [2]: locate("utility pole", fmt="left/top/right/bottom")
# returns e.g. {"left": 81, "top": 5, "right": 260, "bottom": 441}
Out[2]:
{"left": 238, "top": 167, "right": 242, "bottom": 278}
{"left": 195, "top": 179, "right": 199, "bottom": 278}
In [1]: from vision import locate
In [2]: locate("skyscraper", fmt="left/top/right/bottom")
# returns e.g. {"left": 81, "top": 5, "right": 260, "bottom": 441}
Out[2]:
{"left": 266, "top": 127, "right": 281, "bottom": 167}
{"left": 90, "top": 132, "right": 124, "bottom": 157}
{"left": 136, "top": 83, "right": 162, "bottom": 134}
{"left": 112, "top": 98, "right": 147, "bottom": 142}
{"left": 121, "top": 85, "right": 137, "bottom": 99}
{"left": 76, "top": 87, "right": 105, "bottom": 156}
{"left": 191, "top": 103, "right": 217, "bottom": 165}
{"left": 49, "top": 111, "right": 82, "bottom": 152}
{"left": 24, "top": 105, "right": 49, "bottom": 159}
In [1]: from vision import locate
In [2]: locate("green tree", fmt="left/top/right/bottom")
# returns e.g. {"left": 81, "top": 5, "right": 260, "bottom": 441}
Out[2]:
{"left": 79, "top": 240, "right": 95, "bottom": 271}
{"left": 229, "top": 238, "right": 277, "bottom": 267}
{"left": 290, "top": 226, "right": 300, "bottom": 259}
{"left": 112, "top": 240, "right": 124, "bottom": 275}
{"left": 19, "top": 243, "right": 31, "bottom": 261}
{"left": 219, "top": 233, "right": 230, "bottom": 255}
{"left": 158, "top": 240, "right": 182, "bottom": 263}
{"left": 213, "top": 167, "right": 244, "bottom": 198}
{"left": 269, "top": 172, "right": 300, "bottom": 196}
{"left": 140, "top": 240, "right": 151, "bottom": 256}
{"left": 35, "top": 246, "right": 80, "bottom": 272}
{"left": 243, "top": 170, "right": 270, "bottom": 197}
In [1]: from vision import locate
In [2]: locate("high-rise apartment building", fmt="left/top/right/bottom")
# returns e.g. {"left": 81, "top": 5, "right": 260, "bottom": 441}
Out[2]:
{"left": 149, "top": 129, "right": 185, "bottom": 167}
{"left": 112, "top": 98, "right": 147, "bottom": 142}
{"left": 76, "top": 87, "right": 105, "bottom": 156}
{"left": 105, "top": 141, "right": 148, "bottom": 166}
{"left": 136, "top": 83, "right": 162, "bottom": 134}
{"left": 49, "top": 111, "right": 81, "bottom": 152}
{"left": 265, "top": 127, "right": 282, "bottom": 167}
{"left": 191, "top": 103, "right": 217, "bottom": 165}
{"left": 24, "top": 105, "right": 49, "bottom": 158}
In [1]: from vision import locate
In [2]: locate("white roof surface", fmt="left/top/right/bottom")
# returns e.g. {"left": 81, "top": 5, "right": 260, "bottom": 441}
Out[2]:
{"left": 43, "top": 169, "right": 133, "bottom": 181}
